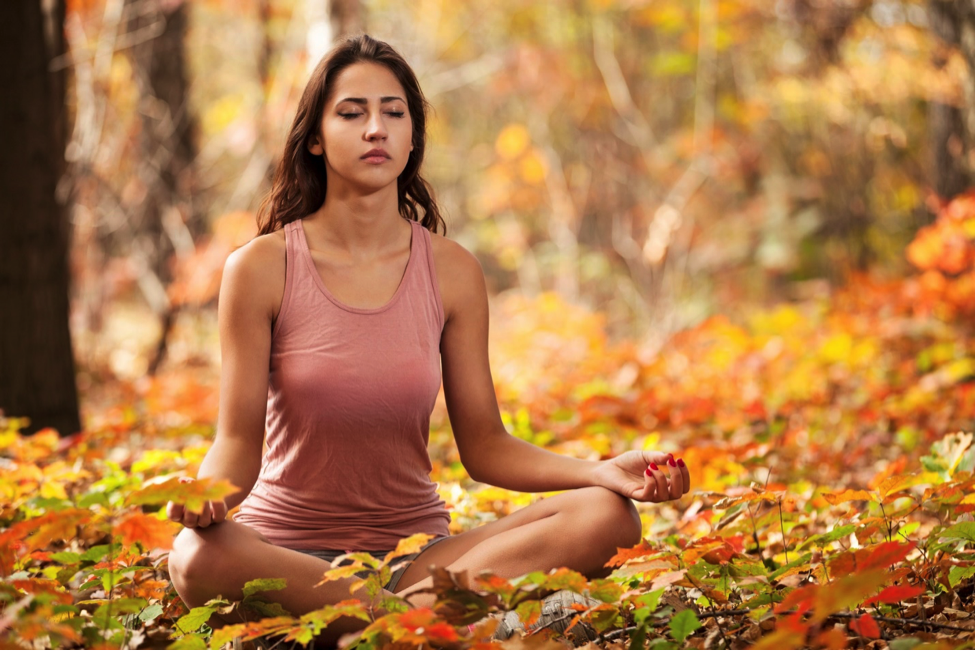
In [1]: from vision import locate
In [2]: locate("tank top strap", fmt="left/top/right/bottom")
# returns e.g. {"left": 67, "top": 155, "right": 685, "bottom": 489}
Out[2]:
{"left": 409, "top": 219, "right": 445, "bottom": 330}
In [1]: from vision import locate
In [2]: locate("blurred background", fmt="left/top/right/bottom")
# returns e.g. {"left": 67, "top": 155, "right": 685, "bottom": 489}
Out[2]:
{"left": 4, "top": 0, "right": 974, "bottom": 438}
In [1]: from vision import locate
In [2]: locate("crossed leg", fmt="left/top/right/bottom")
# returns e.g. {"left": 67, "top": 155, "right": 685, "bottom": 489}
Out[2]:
{"left": 168, "top": 487, "right": 642, "bottom": 641}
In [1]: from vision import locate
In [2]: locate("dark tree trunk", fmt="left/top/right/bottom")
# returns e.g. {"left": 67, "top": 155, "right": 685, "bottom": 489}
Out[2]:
{"left": 124, "top": 0, "right": 200, "bottom": 373}
{"left": 0, "top": 0, "right": 81, "bottom": 436}
{"left": 928, "top": 0, "right": 974, "bottom": 206}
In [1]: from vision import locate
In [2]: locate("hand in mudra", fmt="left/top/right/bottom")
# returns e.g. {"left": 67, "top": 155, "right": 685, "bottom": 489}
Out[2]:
{"left": 165, "top": 477, "right": 228, "bottom": 528}
{"left": 594, "top": 450, "right": 691, "bottom": 503}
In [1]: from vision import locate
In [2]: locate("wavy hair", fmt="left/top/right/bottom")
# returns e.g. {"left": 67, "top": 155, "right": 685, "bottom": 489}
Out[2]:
{"left": 256, "top": 34, "right": 445, "bottom": 235}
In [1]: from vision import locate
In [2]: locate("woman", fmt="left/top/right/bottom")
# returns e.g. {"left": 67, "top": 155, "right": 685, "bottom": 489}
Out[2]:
{"left": 166, "top": 34, "right": 690, "bottom": 644}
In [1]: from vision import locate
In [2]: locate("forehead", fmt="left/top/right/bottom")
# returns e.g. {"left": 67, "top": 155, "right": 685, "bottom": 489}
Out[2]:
{"left": 329, "top": 62, "right": 407, "bottom": 104}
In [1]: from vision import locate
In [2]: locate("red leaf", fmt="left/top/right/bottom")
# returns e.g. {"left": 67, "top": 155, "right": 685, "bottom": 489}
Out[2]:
{"left": 850, "top": 613, "right": 881, "bottom": 638}
{"left": 863, "top": 584, "right": 924, "bottom": 606}
{"left": 860, "top": 542, "right": 913, "bottom": 572}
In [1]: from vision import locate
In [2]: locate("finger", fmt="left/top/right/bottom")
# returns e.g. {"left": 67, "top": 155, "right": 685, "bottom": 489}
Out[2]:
{"left": 678, "top": 458, "right": 691, "bottom": 494}
{"left": 183, "top": 510, "right": 199, "bottom": 528}
{"left": 666, "top": 457, "right": 683, "bottom": 499}
{"left": 197, "top": 504, "right": 212, "bottom": 528}
{"left": 648, "top": 463, "right": 669, "bottom": 502}
{"left": 211, "top": 500, "right": 228, "bottom": 523}
{"left": 166, "top": 502, "right": 184, "bottom": 523}
{"left": 632, "top": 468, "right": 656, "bottom": 501}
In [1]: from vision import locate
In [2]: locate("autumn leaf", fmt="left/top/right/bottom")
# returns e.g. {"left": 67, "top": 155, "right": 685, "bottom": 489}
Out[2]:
{"left": 124, "top": 476, "right": 238, "bottom": 513}
{"left": 114, "top": 511, "right": 180, "bottom": 551}
{"left": 862, "top": 584, "right": 925, "bottom": 606}
{"left": 383, "top": 532, "right": 434, "bottom": 564}
{"left": 605, "top": 540, "right": 656, "bottom": 568}
{"left": 821, "top": 489, "right": 875, "bottom": 505}
{"left": 850, "top": 613, "right": 881, "bottom": 638}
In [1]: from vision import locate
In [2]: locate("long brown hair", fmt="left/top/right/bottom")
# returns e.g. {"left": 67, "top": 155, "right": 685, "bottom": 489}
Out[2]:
{"left": 256, "top": 35, "right": 446, "bottom": 235}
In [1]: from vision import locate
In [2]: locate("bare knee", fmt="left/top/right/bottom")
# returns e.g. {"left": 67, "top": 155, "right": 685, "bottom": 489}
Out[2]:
{"left": 168, "top": 524, "right": 237, "bottom": 604}
{"left": 575, "top": 487, "right": 643, "bottom": 549}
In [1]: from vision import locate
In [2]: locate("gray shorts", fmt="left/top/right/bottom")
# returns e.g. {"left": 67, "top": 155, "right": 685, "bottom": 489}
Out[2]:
{"left": 291, "top": 536, "right": 449, "bottom": 593}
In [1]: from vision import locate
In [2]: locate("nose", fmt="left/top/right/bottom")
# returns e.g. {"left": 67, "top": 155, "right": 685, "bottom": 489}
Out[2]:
{"left": 364, "top": 111, "right": 387, "bottom": 141}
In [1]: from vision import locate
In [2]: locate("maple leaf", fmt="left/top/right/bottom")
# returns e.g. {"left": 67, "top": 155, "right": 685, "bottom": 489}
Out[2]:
{"left": 114, "top": 511, "right": 180, "bottom": 551}
{"left": 124, "top": 476, "right": 238, "bottom": 513}
{"left": 605, "top": 540, "right": 655, "bottom": 568}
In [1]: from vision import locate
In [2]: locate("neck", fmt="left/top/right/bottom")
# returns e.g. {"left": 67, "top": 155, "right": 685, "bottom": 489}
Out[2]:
{"left": 308, "top": 182, "right": 405, "bottom": 252}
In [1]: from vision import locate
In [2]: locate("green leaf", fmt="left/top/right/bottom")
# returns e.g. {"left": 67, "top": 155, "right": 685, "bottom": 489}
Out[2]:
{"left": 81, "top": 544, "right": 112, "bottom": 563}
{"left": 940, "top": 522, "right": 975, "bottom": 543}
{"left": 588, "top": 578, "right": 624, "bottom": 604}
{"left": 244, "top": 599, "right": 292, "bottom": 618}
{"left": 77, "top": 491, "right": 111, "bottom": 509}
{"left": 636, "top": 588, "right": 665, "bottom": 613}
{"left": 669, "top": 610, "right": 701, "bottom": 643}
{"left": 167, "top": 633, "right": 207, "bottom": 649}
{"left": 889, "top": 638, "right": 922, "bottom": 651}
{"left": 949, "top": 565, "right": 975, "bottom": 588}
{"left": 176, "top": 606, "right": 217, "bottom": 634}
{"left": 139, "top": 602, "right": 165, "bottom": 623}
{"left": 242, "top": 577, "right": 287, "bottom": 598}
{"left": 50, "top": 551, "right": 82, "bottom": 564}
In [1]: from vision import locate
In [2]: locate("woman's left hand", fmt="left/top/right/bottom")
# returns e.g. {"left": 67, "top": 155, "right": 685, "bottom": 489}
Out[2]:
{"left": 592, "top": 450, "right": 691, "bottom": 503}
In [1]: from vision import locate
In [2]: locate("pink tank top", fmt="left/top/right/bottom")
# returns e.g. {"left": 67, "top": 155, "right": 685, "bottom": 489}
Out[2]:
{"left": 233, "top": 218, "right": 451, "bottom": 550}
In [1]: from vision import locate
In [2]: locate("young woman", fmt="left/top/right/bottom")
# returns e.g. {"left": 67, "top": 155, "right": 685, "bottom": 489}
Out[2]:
{"left": 166, "top": 34, "right": 691, "bottom": 643}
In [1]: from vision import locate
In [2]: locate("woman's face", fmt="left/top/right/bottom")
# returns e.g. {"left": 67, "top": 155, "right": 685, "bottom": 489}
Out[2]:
{"left": 309, "top": 61, "right": 414, "bottom": 194}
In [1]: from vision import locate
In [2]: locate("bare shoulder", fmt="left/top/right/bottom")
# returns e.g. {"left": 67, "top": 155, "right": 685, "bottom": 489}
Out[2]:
{"left": 221, "top": 229, "right": 287, "bottom": 322}
{"left": 428, "top": 230, "right": 486, "bottom": 320}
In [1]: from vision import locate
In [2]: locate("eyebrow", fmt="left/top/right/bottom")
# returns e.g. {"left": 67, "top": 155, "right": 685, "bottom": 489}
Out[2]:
{"left": 336, "top": 96, "right": 405, "bottom": 105}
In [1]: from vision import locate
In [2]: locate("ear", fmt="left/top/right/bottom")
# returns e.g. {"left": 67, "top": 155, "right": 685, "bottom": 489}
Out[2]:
{"left": 308, "top": 135, "right": 324, "bottom": 156}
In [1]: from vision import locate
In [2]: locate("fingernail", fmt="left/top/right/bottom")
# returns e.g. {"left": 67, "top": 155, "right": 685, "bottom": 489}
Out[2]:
{"left": 667, "top": 453, "right": 674, "bottom": 460}
{"left": 649, "top": 463, "right": 659, "bottom": 471}
{"left": 645, "top": 467, "right": 652, "bottom": 476}
{"left": 677, "top": 458, "right": 686, "bottom": 468}
{"left": 668, "top": 458, "right": 677, "bottom": 467}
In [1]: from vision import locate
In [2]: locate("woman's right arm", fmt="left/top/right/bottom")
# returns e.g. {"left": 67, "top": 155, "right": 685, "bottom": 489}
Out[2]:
{"left": 167, "top": 235, "right": 284, "bottom": 528}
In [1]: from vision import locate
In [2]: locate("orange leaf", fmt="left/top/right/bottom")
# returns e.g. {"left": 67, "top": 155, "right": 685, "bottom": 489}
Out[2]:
{"left": 863, "top": 584, "right": 924, "bottom": 606}
{"left": 850, "top": 613, "right": 881, "bottom": 638}
{"left": 751, "top": 625, "right": 806, "bottom": 650}
{"left": 821, "top": 489, "right": 875, "bottom": 505}
{"left": 114, "top": 511, "right": 180, "bottom": 551}
{"left": 605, "top": 540, "right": 656, "bottom": 568}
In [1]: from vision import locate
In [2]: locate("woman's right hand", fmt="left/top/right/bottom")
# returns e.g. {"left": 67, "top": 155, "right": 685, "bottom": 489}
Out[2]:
{"left": 165, "top": 478, "right": 229, "bottom": 528}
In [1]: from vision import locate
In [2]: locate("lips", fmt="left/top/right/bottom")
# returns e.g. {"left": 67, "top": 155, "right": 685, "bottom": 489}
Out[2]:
{"left": 361, "top": 149, "right": 390, "bottom": 159}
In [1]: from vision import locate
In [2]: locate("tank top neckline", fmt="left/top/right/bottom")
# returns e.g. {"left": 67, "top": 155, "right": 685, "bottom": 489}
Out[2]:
{"left": 292, "top": 218, "right": 418, "bottom": 315}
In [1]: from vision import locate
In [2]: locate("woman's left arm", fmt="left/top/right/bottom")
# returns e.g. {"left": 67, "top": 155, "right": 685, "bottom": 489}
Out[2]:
{"left": 436, "top": 241, "right": 690, "bottom": 503}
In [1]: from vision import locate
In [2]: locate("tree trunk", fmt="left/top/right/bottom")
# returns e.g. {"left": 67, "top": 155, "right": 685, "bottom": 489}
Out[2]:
{"left": 124, "top": 0, "right": 200, "bottom": 373}
{"left": 928, "top": 0, "right": 973, "bottom": 205}
{"left": 0, "top": 0, "right": 81, "bottom": 436}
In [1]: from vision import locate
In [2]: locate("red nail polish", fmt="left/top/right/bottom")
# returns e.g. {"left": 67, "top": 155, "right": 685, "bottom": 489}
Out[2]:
{"left": 677, "top": 458, "right": 686, "bottom": 468}
{"left": 649, "top": 463, "right": 659, "bottom": 471}
{"left": 667, "top": 453, "right": 674, "bottom": 461}
{"left": 645, "top": 467, "right": 652, "bottom": 476}
{"left": 668, "top": 458, "right": 677, "bottom": 467}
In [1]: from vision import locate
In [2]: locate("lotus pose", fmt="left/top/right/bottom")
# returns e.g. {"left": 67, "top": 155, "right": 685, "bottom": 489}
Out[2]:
{"left": 167, "top": 34, "right": 691, "bottom": 644}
